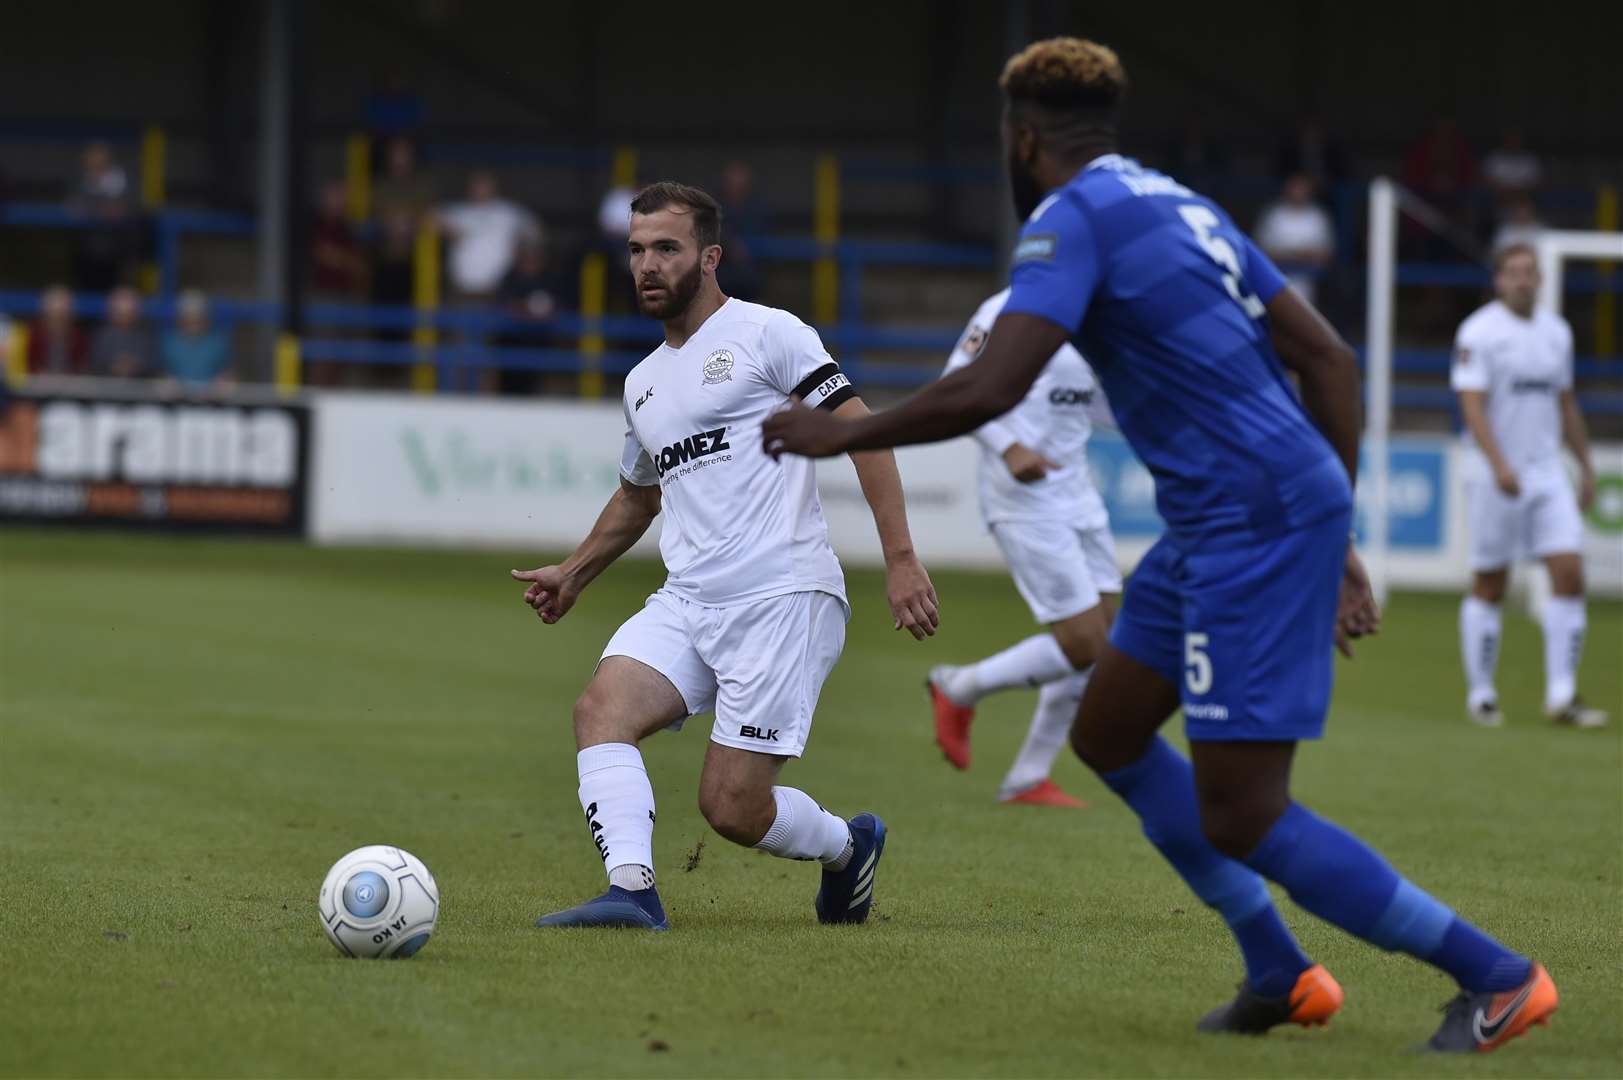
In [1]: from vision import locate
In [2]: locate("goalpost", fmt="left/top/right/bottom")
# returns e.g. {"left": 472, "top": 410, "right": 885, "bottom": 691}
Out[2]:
{"left": 1362, "top": 177, "right": 1623, "bottom": 604}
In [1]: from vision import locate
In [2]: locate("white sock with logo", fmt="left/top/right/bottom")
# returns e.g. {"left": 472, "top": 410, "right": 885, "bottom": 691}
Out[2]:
{"left": 941, "top": 633, "right": 1074, "bottom": 704}
{"left": 576, "top": 743, "right": 656, "bottom": 890}
{"left": 999, "top": 668, "right": 1091, "bottom": 799}
{"left": 755, "top": 786, "right": 853, "bottom": 868}
{"left": 1541, "top": 595, "right": 1586, "bottom": 711}
{"left": 1459, "top": 597, "right": 1502, "bottom": 709}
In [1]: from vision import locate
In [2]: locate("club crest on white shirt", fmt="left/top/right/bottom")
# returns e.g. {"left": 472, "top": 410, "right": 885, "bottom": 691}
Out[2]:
{"left": 702, "top": 349, "right": 735, "bottom": 385}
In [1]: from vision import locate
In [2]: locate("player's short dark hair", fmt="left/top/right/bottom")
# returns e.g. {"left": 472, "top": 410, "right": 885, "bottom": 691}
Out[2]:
{"left": 1493, "top": 242, "right": 1537, "bottom": 272}
{"left": 1000, "top": 37, "right": 1128, "bottom": 133}
{"left": 629, "top": 181, "right": 723, "bottom": 249}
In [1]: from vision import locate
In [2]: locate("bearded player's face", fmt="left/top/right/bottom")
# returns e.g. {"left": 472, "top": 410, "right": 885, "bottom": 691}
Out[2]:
{"left": 629, "top": 209, "right": 705, "bottom": 320}
{"left": 1002, "top": 110, "right": 1047, "bottom": 222}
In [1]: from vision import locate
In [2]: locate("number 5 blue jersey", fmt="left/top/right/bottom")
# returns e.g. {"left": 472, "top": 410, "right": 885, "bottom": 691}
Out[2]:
{"left": 1002, "top": 155, "right": 1352, "bottom": 547}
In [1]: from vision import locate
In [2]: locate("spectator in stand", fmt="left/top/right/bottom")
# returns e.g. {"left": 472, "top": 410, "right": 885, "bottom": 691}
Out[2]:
{"left": 26, "top": 285, "right": 89, "bottom": 376}
{"left": 160, "top": 290, "right": 233, "bottom": 391}
{"left": 1254, "top": 173, "right": 1335, "bottom": 305}
{"left": 716, "top": 161, "right": 765, "bottom": 302}
{"left": 1491, "top": 196, "right": 1545, "bottom": 258}
{"left": 598, "top": 174, "right": 639, "bottom": 316}
{"left": 1483, "top": 129, "right": 1541, "bottom": 203}
{"left": 67, "top": 142, "right": 134, "bottom": 293}
{"left": 89, "top": 286, "right": 154, "bottom": 378}
{"left": 438, "top": 171, "right": 541, "bottom": 303}
{"left": 496, "top": 238, "right": 579, "bottom": 395}
{"left": 500, "top": 239, "right": 576, "bottom": 330}
{"left": 1275, "top": 114, "right": 1351, "bottom": 194}
{"left": 1403, "top": 116, "right": 1477, "bottom": 254}
{"left": 372, "top": 136, "right": 435, "bottom": 237}
{"left": 311, "top": 182, "right": 367, "bottom": 301}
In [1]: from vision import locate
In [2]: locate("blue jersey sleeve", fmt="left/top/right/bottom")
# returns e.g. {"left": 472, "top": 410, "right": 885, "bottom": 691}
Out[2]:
{"left": 1242, "top": 237, "right": 1288, "bottom": 304}
{"left": 1002, "top": 195, "right": 1099, "bottom": 333}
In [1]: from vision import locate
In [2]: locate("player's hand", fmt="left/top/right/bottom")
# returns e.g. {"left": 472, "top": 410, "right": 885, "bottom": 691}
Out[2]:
{"left": 509, "top": 565, "right": 578, "bottom": 624}
{"left": 1493, "top": 463, "right": 1521, "bottom": 498}
{"left": 762, "top": 403, "right": 850, "bottom": 460}
{"left": 1002, "top": 443, "right": 1060, "bottom": 483}
{"left": 1578, "top": 466, "right": 1596, "bottom": 512}
{"left": 1334, "top": 548, "right": 1380, "bottom": 658}
{"left": 883, "top": 552, "right": 940, "bottom": 641}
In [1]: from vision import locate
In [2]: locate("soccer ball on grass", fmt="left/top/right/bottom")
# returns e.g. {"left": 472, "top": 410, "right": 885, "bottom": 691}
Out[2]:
{"left": 318, "top": 845, "right": 439, "bottom": 958}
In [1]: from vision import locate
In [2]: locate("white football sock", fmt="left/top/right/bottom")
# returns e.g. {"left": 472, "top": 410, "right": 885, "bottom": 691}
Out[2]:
{"left": 1000, "top": 668, "right": 1090, "bottom": 798}
{"left": 1541, "top": 595, "right": 1586, "bottom": 711}
{"left": 576, "top": 742, "right": 656, "bottom": 889}
{"left": 1459, "top": 597, "right": 1502, "bottom": 710}
{"left": 943, "top": 633, "right": 1074, "bottom": 704}
{"left": 755, "top": 786, "right": 852, "bottom": 867}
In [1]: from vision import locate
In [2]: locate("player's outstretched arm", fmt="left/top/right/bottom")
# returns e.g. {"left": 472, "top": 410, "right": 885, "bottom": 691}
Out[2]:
{"left": 831, "top": 397, "right": 940, "bottom": 640}
{"left": 1264, "top": 287, "right": 1362, "bottom": 482}
{"left": 763, "top": 313, "right": 1068, "bottom": 459}
{"left": 510, "top": 478, "right": 661, "bottom": 623}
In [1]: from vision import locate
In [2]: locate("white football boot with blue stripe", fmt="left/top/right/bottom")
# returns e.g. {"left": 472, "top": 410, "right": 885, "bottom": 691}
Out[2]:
{"left": 815, "top": 812, "right": 887, "bottom": 925}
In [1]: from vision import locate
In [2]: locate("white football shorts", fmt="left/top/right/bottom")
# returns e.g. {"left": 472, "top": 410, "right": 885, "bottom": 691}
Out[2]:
{"left": 990, "top": 520, "right": 1123, "bottom": 624}
{"left": 600, "top": 588, "right": 848, "bottom": 758}
{"left": 1464, "top": 463, "right": 1585, "bottom": 571}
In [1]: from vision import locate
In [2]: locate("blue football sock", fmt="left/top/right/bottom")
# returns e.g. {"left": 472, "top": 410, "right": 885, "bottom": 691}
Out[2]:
{"left": 1099, "top": 737, "right": 1310, "bottom": 996}
{"left": 1244, "top": 803, "right": 1531, "bottom": 993}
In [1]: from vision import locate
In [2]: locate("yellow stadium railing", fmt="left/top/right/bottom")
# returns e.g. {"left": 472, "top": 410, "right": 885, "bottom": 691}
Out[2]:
{"left": 345, "top": 134, "right": 371, "bottom": 225}
{"left": 411, "top": 220, "right": 440, "bottom": 393}
{"left": 813, "top": 154, "right": 839, "bottom": 325}
{"left": 5, "top": 325, "right": 29, "bottom": 386}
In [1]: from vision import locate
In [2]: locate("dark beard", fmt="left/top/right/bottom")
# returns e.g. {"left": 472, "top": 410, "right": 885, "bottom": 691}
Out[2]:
{"left": 635, "top": 259, "right": 703, "bottom": 319}
{"left": 1009, "top": 156, "right": 1047, "bottom": 221}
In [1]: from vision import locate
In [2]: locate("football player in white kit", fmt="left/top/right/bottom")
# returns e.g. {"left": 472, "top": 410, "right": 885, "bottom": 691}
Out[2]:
{"left": 1451, "top": 243, "right": 1606, "bottom": 729}
{"left": 925, "top": 289, "right": 1120, "bottom": 807}
{"left": 512, "top": 182, "right": 939, "bottom": 930}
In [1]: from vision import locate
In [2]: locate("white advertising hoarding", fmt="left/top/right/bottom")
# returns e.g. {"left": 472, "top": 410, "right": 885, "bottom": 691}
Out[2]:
{"left": 308, "top": 394, "right": 1621, "bottom": 595}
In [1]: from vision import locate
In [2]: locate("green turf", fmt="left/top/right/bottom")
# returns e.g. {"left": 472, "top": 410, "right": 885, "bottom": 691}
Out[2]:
{"left": 1, "top": 528, "right": 1619, "bottom": 1078}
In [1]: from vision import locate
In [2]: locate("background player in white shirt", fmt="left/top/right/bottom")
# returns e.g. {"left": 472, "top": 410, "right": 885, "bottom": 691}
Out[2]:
{"left": 511, "top": 183, "right": 939, "bottom": 930}
{"left": 1451, "top": 243, "right": 1606, "bottom": 728}
{"left": 925, "top": 289, "right": 1120, "bottom": 807}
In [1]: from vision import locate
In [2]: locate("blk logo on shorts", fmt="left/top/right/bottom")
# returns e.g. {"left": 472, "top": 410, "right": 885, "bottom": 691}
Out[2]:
{"left": 739, "top": 725, "right": 781, "bottom": 742}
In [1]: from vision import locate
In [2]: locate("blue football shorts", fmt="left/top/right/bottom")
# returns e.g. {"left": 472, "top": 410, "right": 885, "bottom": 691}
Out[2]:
{"left": 1109, "top": 509, "right": 1352, "bottom": 742}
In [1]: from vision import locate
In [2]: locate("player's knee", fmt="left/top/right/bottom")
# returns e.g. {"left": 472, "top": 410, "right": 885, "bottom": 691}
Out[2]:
{"left": 1052, "top": 614, "right": 1109, "bottom": 669}
{"left": 697, "top": 782, "right": 772, "bottom": 846}
{"left": 1547, "top": 558, "right": 1584, "bottom": 595}
{"left": 1069, "top": 709, "right": 1133, "bottom": 773}
{"left": 1472, "top": 572, "right": 1508, "bottom": 604}
{"left": 571, "top": 684, "right": 619, "bottom": 748}
{"left": 1198, "top": 796, "right": 1285, "bottom": 860}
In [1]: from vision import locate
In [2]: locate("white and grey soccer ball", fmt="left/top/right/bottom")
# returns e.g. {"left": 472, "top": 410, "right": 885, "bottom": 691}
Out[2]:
{"left": 318, "top": 845, "right": 439, "bottom": 958}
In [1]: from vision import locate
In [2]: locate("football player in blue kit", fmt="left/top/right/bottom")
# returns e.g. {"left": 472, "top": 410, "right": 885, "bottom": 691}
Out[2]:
{"left": 763, "top": 37, "right": 1557, "bottom": 1053}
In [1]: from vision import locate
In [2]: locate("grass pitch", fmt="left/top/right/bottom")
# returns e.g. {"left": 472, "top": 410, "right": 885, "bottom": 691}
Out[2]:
{"left": 1, "top": 528, "right": 1619, "bottom": 1078}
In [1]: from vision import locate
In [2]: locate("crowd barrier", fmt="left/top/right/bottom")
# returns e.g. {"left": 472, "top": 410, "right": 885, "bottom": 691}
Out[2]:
{"left": 10, "top": 383, "right": 1615, "bottom": 595}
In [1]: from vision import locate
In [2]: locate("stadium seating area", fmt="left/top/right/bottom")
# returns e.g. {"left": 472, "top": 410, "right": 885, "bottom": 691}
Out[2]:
{"left": 1, "top": 123, "right": 1619, "bottom": 433}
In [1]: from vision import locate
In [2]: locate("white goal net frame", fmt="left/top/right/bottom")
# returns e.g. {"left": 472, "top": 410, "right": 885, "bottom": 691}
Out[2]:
{"left": 1362, "top": 175, "right": 1623, "bottom": 603}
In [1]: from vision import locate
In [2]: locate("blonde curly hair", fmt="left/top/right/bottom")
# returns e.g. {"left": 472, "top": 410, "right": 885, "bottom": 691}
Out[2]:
{"left": 999, "top": 37, "right": 1127, "bottom": 112}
